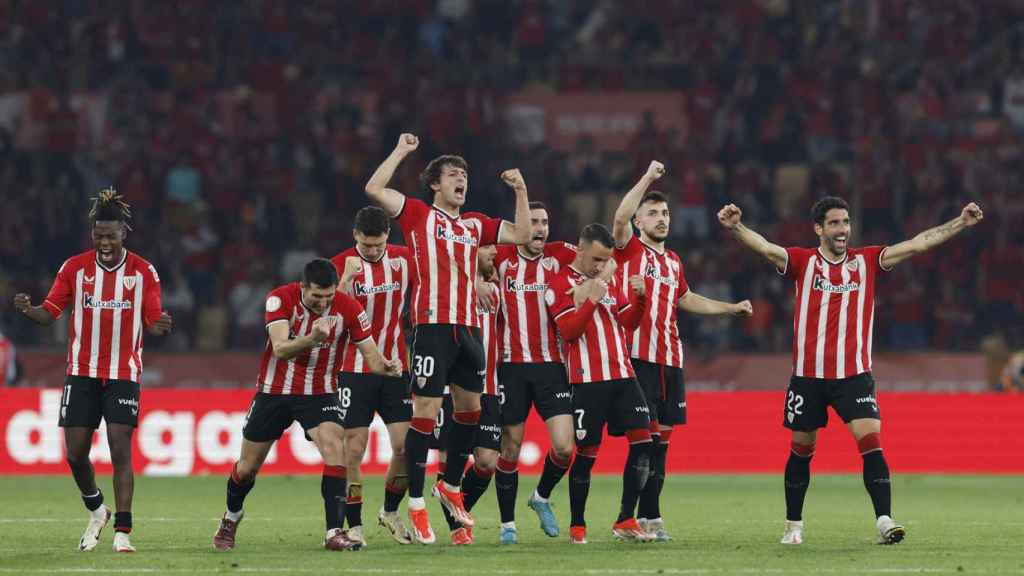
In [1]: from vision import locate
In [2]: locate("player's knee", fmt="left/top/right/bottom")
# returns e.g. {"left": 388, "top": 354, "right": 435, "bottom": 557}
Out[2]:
{"left": 474, "top": 451, "right": 498, "bottom": 473}
{"left": 346, "top": 434, "right": 368, "bottom": 459}
{"left": 500, "top": 437, "right": 522, "bottom": 462}
{"left": 390, "top": 441, "right": 405, "bottom": 460}
{"left": 234, "top": 461, "right": 259, "bottom": 484}
{"left": 551, "top": 439, "right": 574, "bottom": 463}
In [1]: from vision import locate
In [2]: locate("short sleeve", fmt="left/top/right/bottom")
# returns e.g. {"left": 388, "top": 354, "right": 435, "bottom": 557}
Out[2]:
{"left": 676, "top": 258, "right": 690, "bottom": 297}
{"left": 545, "top": 242, "right": 578, "bottom": 266}
{"left": 613, "top": 236, "right": 643, "bottom": 266}
{"left": 396, "top": 197, "right": 429, "bottom": 234}
{"left": 494, "top": 244, "right": 517, "bottom": 267}
{"left": 544, "top": 275, "right": 575, "bottom": 320}
{"left": 862, "top": 245, "right": 891, "bottom": 273}
{"left": 781, "top": 247, "right": 813, "bottom": 280}
{"left": 142, "top": 262, "right": 163, "bottom": 326}
{"left": 463, "top": 211, "right": 505, "bottom": 246}
{"left": 264, "top": 287, "right": 291, "bottom": 327}
{"left": 341, "top": 294, "right": 372, "bottom": 344}
{"left": 42, "top": 259, "right": 74, "bottom": 318}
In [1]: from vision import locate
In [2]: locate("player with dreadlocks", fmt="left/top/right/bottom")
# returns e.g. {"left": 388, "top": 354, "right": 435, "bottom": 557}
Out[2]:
{"left": 14, "top": 188, "right": 172, "bottom": 553}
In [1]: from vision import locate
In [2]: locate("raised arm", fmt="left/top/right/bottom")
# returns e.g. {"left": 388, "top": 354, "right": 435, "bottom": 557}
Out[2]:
{"left": 717, "top": 204, "right": 788, "bottom": 270}
{"left": 12, "top": 294, "right": 57, "bottom": 326}
{"left": 365, "top": 133, "right": 419, "bottom": 217}
{"left": 268, "top": 317, "right": 331, "bottom": 360}
{"left": 496, "top": 169, "right": 532, "bottom": 245}
{"left": 880, "top": 203, "right": 984, "bottom": 269}
{"left": 612, "top": 161, "right": 665, "bottom": 248}
{"left": 677, "top": 291, "right": 753, "bottom": 316}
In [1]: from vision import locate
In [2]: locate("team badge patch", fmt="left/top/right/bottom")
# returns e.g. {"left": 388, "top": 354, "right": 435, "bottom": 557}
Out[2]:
{"left": 544, "top": 289, "right": 555, "bottom": 306}
{"left": 390, "top": 259, "right": 401, "bottom": 271}
{"left": 787, "top": 411, "right": 795, "bottom": 423}
{"left": 122, "top": 276, "right": 137, "bottom": 291}
{"left": 541, "top": 258, "right": 554, "bottom": 270}
{"left": 576, "top": 429, "right": 587, "bottom": 441}
{"left": 358, "top": 311, "right": 371, "bottom": 331}
{"left": 266, "top": 296, "right": 282, "bottom": 313}
{"left": 847, "top": 260, "right": 859, "bottom": 271}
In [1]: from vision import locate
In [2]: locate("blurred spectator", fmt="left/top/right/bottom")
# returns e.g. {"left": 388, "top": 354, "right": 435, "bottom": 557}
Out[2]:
{"left": 0, "top": 327, "right": 17, "bottom": 386}
{"left": 1, "top": 0, "right": 1020, "bottom": 358}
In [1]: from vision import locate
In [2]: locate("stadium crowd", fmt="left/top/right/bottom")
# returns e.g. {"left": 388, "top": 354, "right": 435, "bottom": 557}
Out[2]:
{"left": 1, "top": 0, "right": 1021, "bottom": 355}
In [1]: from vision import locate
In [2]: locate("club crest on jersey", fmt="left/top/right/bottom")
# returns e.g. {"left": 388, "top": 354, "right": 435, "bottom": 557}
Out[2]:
{"left": 576, "top": 429, "right": 586, "bottom": 440}
{"left": 435, "top": 224, "right": 477, "bottom": 246}
{"left": 812, "top": 275, "right": 860, "bottom": 294}
{"left": 84, "top": 275, "right": 95, "bottom": 284}
{"left": 390, "top": 259, "right": 402, "bottom": 271}
{"left": 847, "top": 260, "right": 859, "bottom": 271}
{"left": 541, "top": 257, "right": 555, "bottom": 270}
{"left": 122, "top": 276, "right": 137, "bottom": 291}
{"left": 83, "top": 293, "right": 132, "bottom": 310}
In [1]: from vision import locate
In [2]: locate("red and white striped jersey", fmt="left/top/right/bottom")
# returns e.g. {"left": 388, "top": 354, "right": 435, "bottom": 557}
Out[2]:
{"left": 43, "top": 250, "right": 163, "bottom": 384}
{"left": 545, "top": 266, "right": 637, "bottom": 384}
{"left": 395, "top": 197, "right": 505, "bottom": 328}
{"left": 494, "top": 242, "right": 577, "bottom": 363}
{"left": 614, "top": 236, "right": 689, "bottom": 368}
{"left": 477, "top": 280, "right": 500, "bottom": 396}
{"left": 780, "top": 246, "right": 890, "bottom": 379}
{"left": 258, "top": 283, "right": 372, "bottom": 395}
{"left": 331, "top": 245, "right": 411, "bottom": 374}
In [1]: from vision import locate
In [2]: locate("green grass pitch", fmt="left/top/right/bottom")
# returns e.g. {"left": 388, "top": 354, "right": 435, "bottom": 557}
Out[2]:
{"left": 0, "top": 475, "right": 1021, "bottom": 575}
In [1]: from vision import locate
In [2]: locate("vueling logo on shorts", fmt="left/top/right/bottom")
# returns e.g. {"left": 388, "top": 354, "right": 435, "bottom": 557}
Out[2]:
{"left": 856, "top": 396, "right": 877, "bottom": 405}
{"left": 84, "top": 294, "right": 132, "bottom": 310}
{"left": 436, "top": 225, "right": 477, "bottom": 246}
{"left": 812, "top": 275, "right": 860, "bottom": 294}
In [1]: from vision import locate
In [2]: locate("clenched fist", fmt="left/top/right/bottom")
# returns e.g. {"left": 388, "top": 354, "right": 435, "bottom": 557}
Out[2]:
{"left": 501, "top": 169, "right": 526, "bottom": 190}
{"left": 732, "top": 300, "right": 753, "bottom": 317}
{"left": 961, "top": 202, "right": 983, "bottom": 227}
{"left": 717, "top": 204, "right": 743, "bottom": 230}
{"left": 395, "top": 133, "right": 419, "bottom": 154}
{"left": 628, "top": 275, "right": 646, "bottom": 299}
{"left": 646, "top": 161, "right": 665, "bottom": 181}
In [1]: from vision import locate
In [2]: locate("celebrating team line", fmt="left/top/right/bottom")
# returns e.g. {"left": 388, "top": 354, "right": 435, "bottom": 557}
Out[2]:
{"left": 12, "top": 132, "right": 983, "bottom": 552}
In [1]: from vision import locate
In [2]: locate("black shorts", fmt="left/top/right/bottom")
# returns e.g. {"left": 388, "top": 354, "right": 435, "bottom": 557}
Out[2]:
{"left": 242, "top": 392, "right": 344, "bottom": 443}
{"left": 58, "top": 376, "right": 140, "bottom": 429}
{"left": 498, "top": 362, "right": 572, "bottom": 425}
{"left": 632, "top": 360, "right": 686, "bottom": 426}
{"left": 431, "top": 393, "right": 502, "bottom": 452}
{"left": 783, "top": 372, "right": 882, "bottom": 432}
{"left": 338, "top": 372, "right": 412, "bottom": 428}
{"left": 410, "top": 324, "right": 485, "bottom": 397}
{"left": 571, "top": 379, "right": 651, "bottom": 448}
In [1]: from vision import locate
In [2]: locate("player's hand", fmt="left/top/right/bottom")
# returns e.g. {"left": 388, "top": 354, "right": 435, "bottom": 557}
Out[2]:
{"left": 383, "top": 357, "right": 403, "bottom": 377}
{"left": 566, "top": 283, "right": 588, "bottom": 308}
{"left": 597, "top": 257, "right": 618, "bottom": 282}
{"left": 339, "top": 257, "right": 362, "bottom": 294}
{"left": 645, "top": 161, "right": 666, "bottom": 181}
{"left": 13, "top": 293, "right": 32, "bottom": 313}
{"left": 628, "top": 275, "right": 646, "bottom": 299}
{"left": 732, "top": 300, "right": 753, "bottom": 317}
{"left": 717, "top": 204, "right": 743, "bottom": 230}
{"left": 148, "top": 311, "right": 173, "bottom": 335}
{"left": 476, "top": 280, "right": 496, "bottom": 312}
{"left": 961, "top": 202, "right": 983, "bottom": 227}
{"left": 310, "top": 317, "right": 335, "bottom": 343}
{"left": 500, "top": 169, "right": 526, "bottom": 191}
{"left": 395, "top": 133, "right": 419, "bottom": 154}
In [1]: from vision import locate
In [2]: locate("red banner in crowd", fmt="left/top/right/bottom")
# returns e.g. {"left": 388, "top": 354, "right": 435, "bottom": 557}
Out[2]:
{"left": 2, "top": 389, "right": 1021, "bottom": 475}
{"left": 502, "top": 89, "right": 687, "bottom": 151}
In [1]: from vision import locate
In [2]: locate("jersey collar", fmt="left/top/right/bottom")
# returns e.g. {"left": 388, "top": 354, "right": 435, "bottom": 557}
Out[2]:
{"left": 639, "top": 237, "right": 667, "bottom": 256}
{"left": 355, "top": 245, "right": 386, "bottom": 264}
{"left": 95, "top": 249, "right": 128, "bottom": 273}
{"left": 816, "top": 248, "right": 849, "bottom": 266}
{"left": 431, "top": 204, "right": 461, "bottom": 221}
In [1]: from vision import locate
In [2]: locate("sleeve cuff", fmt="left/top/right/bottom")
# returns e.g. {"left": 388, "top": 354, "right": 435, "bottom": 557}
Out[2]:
{"left": 42, "top": 300, "right": 62, "bottom": 318}
{"left": 878, "top": 247, "right": 893, "bottom": 272}
{"left": 391, "top": 195, "right": 407, "bottom": 220}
